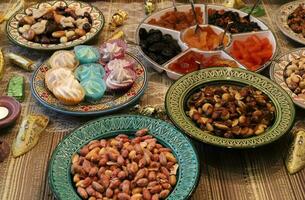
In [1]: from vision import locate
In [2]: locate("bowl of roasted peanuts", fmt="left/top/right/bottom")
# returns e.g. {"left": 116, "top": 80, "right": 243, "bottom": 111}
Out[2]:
{"left": 48, "top": 115, "right": 200, "bottom": 200}
{"left": 166, "top": 67, "right": 295, "bottom": 148}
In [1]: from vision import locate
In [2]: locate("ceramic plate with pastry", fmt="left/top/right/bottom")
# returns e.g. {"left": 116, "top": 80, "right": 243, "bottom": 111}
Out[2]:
{"left": 6, "top": 0, "right": 104, "bottom": 50}
{"left": 31, "top": 42, "right": 147, "bottom": 116}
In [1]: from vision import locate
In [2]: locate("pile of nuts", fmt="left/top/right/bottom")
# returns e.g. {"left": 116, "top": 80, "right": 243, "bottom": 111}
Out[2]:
{"left": 18, "top": 5, "right": 92, "bottom": 44}
{"left": 284, "top": 57, "right": 305, "bottom": 97}
{"left": 186, "top": 85, "right": 275, "bottom": 138}
{"left": 71, "top": 129, "right": 179, "bottom": 200}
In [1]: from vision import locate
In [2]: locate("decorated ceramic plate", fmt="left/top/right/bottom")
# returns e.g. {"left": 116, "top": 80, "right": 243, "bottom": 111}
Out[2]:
{"left": 6, "top": 0, "right": 104, "bottom": 50}
{"left": 31, "top": 52, "right": 147, "bottom": 116}
{"left": 276, "top": 0, "right": 305, "bottom": 45}
{"left": 165, "top": 67, "right": 295, "bottom": 148}
{"left": 48, "top": 115, "right": 200, "bottom": 200}
{"left": 136, "top": 4, "right": 277, "bottom": 79}
{"left": 270, "top": 48, "right": 305, "bottom": 109}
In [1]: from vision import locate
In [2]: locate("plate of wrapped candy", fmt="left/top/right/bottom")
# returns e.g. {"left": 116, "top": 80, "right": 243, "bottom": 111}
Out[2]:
{"left": 48, "top": 115, "right": 200, "bottom": 200}
{"left": 6, "top": 0, "right": 104, "bottom": 50}
{"left": 136, "top": 4, "right": 277, "bottom": 79}
{"left": 276, "top": 1, "right": 305, "bottom": 45}
{"left": 31, "top": 40, "right": 147, "bottom": 116}
{"left": 165, "top": 67, "right": 295, "bottom": 148}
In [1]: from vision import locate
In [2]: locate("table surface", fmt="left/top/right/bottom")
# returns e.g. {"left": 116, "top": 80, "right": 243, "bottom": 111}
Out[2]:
{"left": 0, "top": 0, "right": 305, "bottom": 200}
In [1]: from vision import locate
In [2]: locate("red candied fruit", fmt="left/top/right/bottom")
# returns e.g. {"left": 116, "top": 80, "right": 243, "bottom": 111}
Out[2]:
{"left": 230, "top": 35, "right": 273, "bottom": 71}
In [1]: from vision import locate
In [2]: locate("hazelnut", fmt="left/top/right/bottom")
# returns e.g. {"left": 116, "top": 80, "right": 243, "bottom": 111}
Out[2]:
{"left": 222, "top": 93, "right": 231, "bottom": 101}
{"left": 291, "top": 74, "right": 301, "bottom": 83}
{"left": 202, "top": 103, "right": 213, "bottom": 116}
{"left": 299, "top": 81, "right": 305, "bottom": 89}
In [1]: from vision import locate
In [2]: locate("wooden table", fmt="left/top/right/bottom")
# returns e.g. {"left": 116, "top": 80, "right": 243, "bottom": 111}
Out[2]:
{"left": 0, "top": 0, "right": 304, "bottom": 200}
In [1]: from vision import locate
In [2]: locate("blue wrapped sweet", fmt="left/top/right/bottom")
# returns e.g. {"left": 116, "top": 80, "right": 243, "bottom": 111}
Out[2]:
{"left": 80, "top": 78, "right": 106, "bottom": 102}
{"left": 75, "top": 63, "right": 105, "bottom": 82}
{"left": 74, "top": 45, "right": 100, "bottom": 64}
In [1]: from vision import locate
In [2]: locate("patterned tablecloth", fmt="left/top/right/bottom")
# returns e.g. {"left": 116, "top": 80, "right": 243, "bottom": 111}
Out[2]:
{"left": 0, "top": 0, "right": 304, "bottom": 200}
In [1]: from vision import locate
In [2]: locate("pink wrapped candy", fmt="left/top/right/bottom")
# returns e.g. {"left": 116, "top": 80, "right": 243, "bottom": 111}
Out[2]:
{"left": 99, "top": 39, "right": 127, "bottom": 64}
{"left": 104, "top": 58, "right": 136, "bottom": 92}
{"left": 105, "top": 58, "right": 135, "bottom": 73}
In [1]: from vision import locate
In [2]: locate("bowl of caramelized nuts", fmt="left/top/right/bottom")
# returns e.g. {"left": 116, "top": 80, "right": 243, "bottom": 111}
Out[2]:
{"left": 48, "top": 115, "right": 199, "bottom": 200}
{"left": 166, "top": 67, "right": 295, "bottom": 148}
{"left": 6, "top": 0, "right": 104, "bottom": 50}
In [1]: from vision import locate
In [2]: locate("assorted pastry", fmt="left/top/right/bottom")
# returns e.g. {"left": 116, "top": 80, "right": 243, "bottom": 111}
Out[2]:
{"left": 168, "top": 51, "right": 238, "bottom": 74}
{"left": 71, "top": 128, "right": 178, "bottom": 200}
{"left": 208, "top": 9, "right": 262, "bottom": 33}
{"left": 45, "top": 67, "right": 85, "bottom": 105}
{"left": 186, "top": 85, "right": 275, "bottom": 138}
{"left": 287, "top": 4, "right": 305, "bottom": 38}
{"left": 147, "top": 7, "right": 204, "bottom": 31}
{"left": 104, "top": 58, "right": 136, "bottom": 92}
{"left": 44, "top": 40, "right": 137, "bottom": 105}
{"left": 182, "top": 26, "right": 229, "bottom": 51}
{"left": 284, "top": 56, "right": 305, "bottom": 99}
{"left": 100, "top": 39, "right": 127, "bottom": 64}
{"left": 17, "top": 4, "right": 93, "bottom": 44}
{"left": 48, "top": 50, "right": 79, "bottom": 70}
{"left": 229, "top": 35, "right": 273, "bottom": 71}
{"left": 75, "top": 63, "right": 106, "bottom": 102}
{"left": 139, "top": 28, "right": 182, "bottom": 65}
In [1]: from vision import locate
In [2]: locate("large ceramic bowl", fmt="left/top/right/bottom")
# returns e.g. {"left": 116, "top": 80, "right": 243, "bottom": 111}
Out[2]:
{"left": 276, "top": 0, "right": 305, "bottom": 45}
{"left": 48, "top": 115, "right": 200, "bottom": 200}
{"left": 270, "top": 48, "right": 305, "bottom": 109}
{"left": 6, "top": 0, "right": 104, "bottom": 50}
{"left": 136, "top": 4, "right": 277, "bottom": 79}
{"left": 165, "top": 67, "right": 295, "bottom": 148}
{"left": 31, "top": 52, "right": 147, "bottom": 116}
